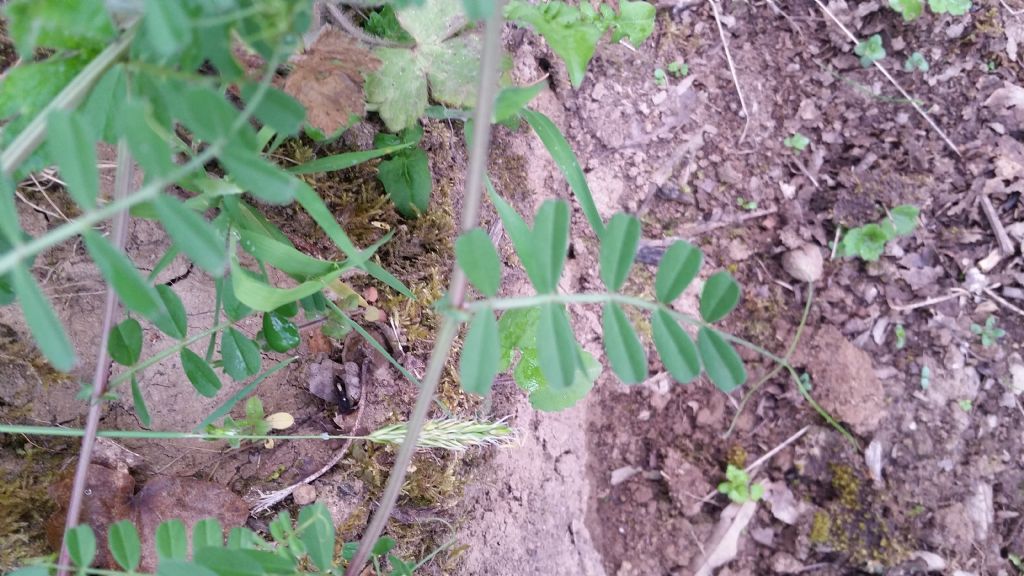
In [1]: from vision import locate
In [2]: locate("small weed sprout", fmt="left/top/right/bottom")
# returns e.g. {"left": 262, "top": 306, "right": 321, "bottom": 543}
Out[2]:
{"left": 957, "top": 399, "right": 973, "bottom": 412}
{"left": 920, "top": 365, "right": 931, "bottom": 389}
{"left": 784, "top": 132, "right": 810, "bottom": 152}
{"left": 971, "top": 316, "right": 1006, "bottom": 348}
{"left": 854, "top": 34, "right": 886, "bottom": 67}
{"left": 718, "top": 464, "right": 764, "bottom": 503}
{"left": 1010, "top": 553, "right": 1024, "bottom": 574}
{"left": 653, "top": 67, "right": 668, "bottom": 86}
{"left": 894, "top": 324, "right": 907, "bottom": 350}
{"left": 736, "top": 197, "right": 759, "bottom": 211}
{"left": 904, "top": 51, "right": 929, "bottom": 72}
{"left": 836, "top": 204, "right": 919, "bottom": 262}
{"left": 667, "top": 60, "right": 689, "bottom": 77}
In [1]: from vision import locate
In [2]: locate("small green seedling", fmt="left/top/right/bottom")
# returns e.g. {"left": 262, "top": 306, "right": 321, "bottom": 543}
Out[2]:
{"left": 920, "top": 365, "right": 931, "bottom": 389}
{"left": 971, "top": 315, "right": 1006, "bottom": 348}
{"left": 667, "top": 60, "right": 689, "bottom": 77}
{"left": 653, "top": 67, "right": 668, "bottom": 86}
{"left": 1010, "top": 553, "right": 1024, "bottom": 574}
{"left": 904, "top": 51, "right": 929, "bottom": 72}
{"left": 718, "top": 464, "right": 764, "bottom": 503}
{"left": 957, "top": 399, "right": 973, "bottom": 412}
{"left": 894, "top": 323, "right": 907, "bottom": 350}
{"left": 784, "top": 132, "right": 810, "bottom": 152}
{"left": 205, "top": 396, "right": 293, "bottom": 449}
{"left": 836, "top": 204, "right": 919, "bottom": 261}
{"left": 854, "top": 34, "right": 886, "bottom": 67}
{"left": 736, "top": 198, "right": 758, "bottom": 211}
{"left": 798, "top": 372, "right": 813, "bottom": 392}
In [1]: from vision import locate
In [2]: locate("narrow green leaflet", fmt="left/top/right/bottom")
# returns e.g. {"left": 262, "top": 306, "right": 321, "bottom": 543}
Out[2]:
{"left": 699, "top": 271, "right": 740, "bottom": 323}
{"left": 157, "top": 560, "right": 219, "bottom": 576}
{"left": 11, "top": 266, "right": 75, "bottom": 371}
{"left": 522, "top": 109, "right": 604, "bottom": 239}
{"left": 236, "top": 229, "right": 334, "bottom": 279}
{"left": 531, "top": 199, "right": 570, "bottom": 293}
{"left": 46, "top": 109, "right": 98, "bottom": 209}
{"left": 83, "top": 231, "right": 169, "bottom": 323}
{"left": 219, "top": 276, "right": 252, "bottom": 322}
{"left": 108, "top": 520, "right": 141, "bottom": 572}
{"left": 377, "top": 146, "right": 432, "bottom": 218}
{"left": 460, "top": 312, "right": 500, "bottom": 395}
{"left": 262, "top": 312, "right": 300, "bottom": 352}
{"left": 599, "top": 213, "right": 640, "bottom": 291}
{"left": 493, "top": 80, "right": 546, "bottom": 123}
{"left": 5, "top": 0, "right": 116, "bottom": 54}
{"left": 181, "top": 348, "right": 222, "bottom": 398}
{"left": 123, "top": 100, "right": 176, "bottom": 178}
{"left": 220, "top": 147, "right": 299, "bottom": 205}
{"left": 155, "top": 519, "right": 188, "bottom": 560}
{"left": 655, "top": 240, "right": 703, "bottom": 303}
{"left": 227, "top": 527, "right": 263, "bottom": 550}
{"left": 230, "top": 257, "right": 345, "bottom": 312}
{"left": 65, "top": 525, "right": 97, "bottom": 568}
{"left": 108, "top": 318, "right": 143, "bottom": 366}
{"left": 486, "top": 179, "right": 539, "bottom": 287}
{"left": 602, "top": 303, "right": 647, "bottom": 384}
{"left": 298, "top": 503, "right": 335, "bottom": 571}
{"left": 153, "top": 196, "right": 227, "bottom": 276}
{"left": 221, "top": 328, "right": 261, "bottom": 381}
{"left": 241, "top": 85, "right": 305, "bottom": 137}
{"left": 651, "top": 310, "right": 700, "bottom": 384}
{"left": 455, "top": 228, "right": 501, "bottom": 297}
{"left": 131, "top": 375, "right": 151, "bottom": 427}
{"left": 536, "top": 303, "right": 579, "bottom": 389}
{"left": 288, "top": 141, "right": 416, "bottom": 174}
{"left": 192, "top": 518, "right": 223, "bottom": 550}
{"left": 142, "top": 0, "right": 192, "bottom": 58}
{"left": 889, "top": 0, "right": 923, "bottom": 20}
{"left": 697, "top": 327, "right": 746, "bottom": 392}
{"left": 154, "top": 285, "right": 188, "bottom": 339}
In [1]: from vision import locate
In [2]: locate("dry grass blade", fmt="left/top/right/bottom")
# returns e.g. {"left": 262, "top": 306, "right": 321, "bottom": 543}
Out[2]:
{"left": 709, "top": 0, "right": 750, "bottom": 144}
{"left": 811, "top": 0, "right": 962, "bottom": 157}
{"left": 284, "top": 26, "right": 380, "bottom": 135}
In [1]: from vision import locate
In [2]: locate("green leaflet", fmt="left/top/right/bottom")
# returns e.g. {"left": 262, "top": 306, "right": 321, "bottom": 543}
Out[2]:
{"left": 377, "top": 146, "right": 432, "bottom": 218}
{"left": 131, "top": 375, "right": 151, "bottom": 427}
{"left": 455, "top": 228, "right": 502, "bottom": 297}
{"left": 192, "top": 518, "right": 223, "bottom": 551}
{"left": 298, "top": 503, "right": 335, "bottom": 571}
{"left": 155, "top": 519, "right": 188, "bottom": 561}
{"left": 460, "top": 312, "right": 501, "bottom": 395}
{"left": 65, "top": 524, "right": 97, "bottom": 568}
{"left": 536, "top": 302, "right": 579, "bottom": 390}
{"left": 108, "top": 318, "right": 143, "bottom": 366}
{"left": 654, "top": 240, "right": 703, "bottom": 304}
{"left": 531, "top": 199, "right": 571, "bottom": 293}
{"left": 651, "top": 309, "right": 700, "bottom": 384}
{"left": 699, "top": 271, "right": 740, "bottom": 324}
{"left": 220, "top": 328, "right": 261, "bottom": 381}
{"left": 602, "top": 302, "right": 647, "bottom": 384}
{"left": 108, "top": 520, "right": 141, "bottom": 572}
{"left": 697, "top": 327, "right": 746, "bottom": 393}
{"left": 599, "top": 213, "right": 640, "bottom": 291}
{"left": 181, "top": 348, "right": 222, "bottom": 398}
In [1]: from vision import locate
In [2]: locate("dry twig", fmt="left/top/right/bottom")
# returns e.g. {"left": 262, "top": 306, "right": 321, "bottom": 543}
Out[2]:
{"left": 709, "top": 0, "right": 750, "bottom": 144}
{"left": 979, "top": 194, "right": 1015, "bottom": 255}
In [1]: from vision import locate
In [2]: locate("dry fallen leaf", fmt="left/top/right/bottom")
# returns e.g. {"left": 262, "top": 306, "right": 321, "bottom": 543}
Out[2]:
{"left": 284, "top": 26, "right": 380, "bottom": 134}
{"left": 691, "top": 500, "right": 758, "bottom": 576}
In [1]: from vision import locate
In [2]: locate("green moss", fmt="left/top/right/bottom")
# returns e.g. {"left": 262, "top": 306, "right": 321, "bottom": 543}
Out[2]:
{"left": 0, "top": 435, "right": 65, "bottom": 570}
{"left": 810, "top": 511, "right": 831, "bottom": 543}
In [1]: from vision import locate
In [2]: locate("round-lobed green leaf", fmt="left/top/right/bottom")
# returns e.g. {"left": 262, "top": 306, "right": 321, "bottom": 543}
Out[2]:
{"left": 699, "top": 270, "right": 740, "bottom": 323}
{"left": 262, "top": 311, "right": 300, "bottom": 352}
{"left": 602, "top": 302, "right": 647, "bottom": 384}
{"left": 455, "top": 228, "right": 502, "bottom": 297}
{"left": 697, "top": 327, "right": 746, "bottom": 392}
{"left": 599, "top": 213, "right": 641, "bottom": 292}
{"left": 108, "top": 520, "right": 141, "bottom": 572}
{"left": 655, "top": 240, "right": 703, "bottom": 303}
{"left": 65, "top": 524, "right": 97, "bottom": 568}
{"left": 221, "top": 328, "right": 261, "bottom": 381}
{"left": 651, "top": 309, "right": 700, "bottom": 384}
{"left": 459, "top": 312, "right": 501, "bottom": 396}
{"left": 108, "top": 318, "right": 143, "bottom": 366}
{"left": 181, "top": 348, "right": 221, "bottom": 397}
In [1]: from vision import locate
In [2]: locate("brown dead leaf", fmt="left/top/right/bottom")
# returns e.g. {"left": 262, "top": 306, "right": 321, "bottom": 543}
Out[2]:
{"left": 284, "top": 26, "right": 380, "bottom": 134}
{"left": 691, "top": 500, "right": 758, "bottom": 576}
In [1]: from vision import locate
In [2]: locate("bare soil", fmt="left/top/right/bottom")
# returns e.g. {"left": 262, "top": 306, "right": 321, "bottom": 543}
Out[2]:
{"left": 2, "top": 1, "right": 1024, "bottom": 575}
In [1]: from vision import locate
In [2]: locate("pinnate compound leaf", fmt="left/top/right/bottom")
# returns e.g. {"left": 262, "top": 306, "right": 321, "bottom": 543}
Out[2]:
{"left": 889, "top": 0, "right": 923, "bottom": 20}
{"left": 181, "top": 348, "right": 222, "bottom": 397}
{"left": 66, "top": 524, "right": 97, "bottom": 568}
{"left": 221, "top": 328, "right": 261, "bottom": 381}
{"left": 155, "top": 519, "right": 188, "bottom": 560}
{"left": 929, "top": 0, "right": 970, "bottom": 14}
{"left": 131, "top": 375, "right": 151, "bottom": 426}
{"left": 460, "top": 312, "right": 500, "bottom": 395}
{"left": 10, "top": 266, "right": 75, "bottom": 371}
{"left": 536, "top": 303, "right": 579, "bottom": 390}
{"left": 651, "top": 310, "right": 700, "bottom": 384}
{"left": 154, "top": 196, "right": 227, "bottom": 276}
{"left": 47, "top": 109, "right": 98, "bottom": 209}
{"left": 285, "top": 28, "right": 380, "bottom": 135}
{"left": 108, "top": 318, "right": 143, "bottom": 366}
{"left": 108, "top": 520, "right": 141, "bottom": 572}
{"left": 298, "top": 503, "right": 335, "bottom": 571}
{"left": 700, "top": 271, "right": 740, "bottom": 323}
{"left": 602, "top": 303, "right": 647, "bottom": 384}
{"left": 377, "top": 146, "right": 432, "bottom": 218}
{"left": 697, "top": 327, "right": 746, "bottom": 392}
{"left": 655, "top": 240, "right": 703, "bottom": 303}
{"left": 455, "top": 228, "right": 501, "bottom": 297}
{"left": 532, "top": 199, "right": 571, "bottom": 293}
{"left": 83, "top": 231, "right": 169, "bottom": 324}
{"left": 262, "top": 312, "right": 300, "bottom": 352}
{"left": 599, "top": 213, "right": 640, "bottom": 291}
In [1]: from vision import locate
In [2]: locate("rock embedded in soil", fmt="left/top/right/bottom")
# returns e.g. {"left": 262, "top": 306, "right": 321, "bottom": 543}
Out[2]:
{"left": 781, "top": 243, "right": 824, "bottom": 283}
{"left": 293, "top": 484, "right": 317, "bottom": 506}
{"left": 795, "top": 326, "right": 887, "bottom": 435}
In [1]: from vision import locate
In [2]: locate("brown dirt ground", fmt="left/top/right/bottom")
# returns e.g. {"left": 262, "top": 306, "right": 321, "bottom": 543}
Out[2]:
{"left": 2, "top": 1, "right": 1024, "bottom": 575}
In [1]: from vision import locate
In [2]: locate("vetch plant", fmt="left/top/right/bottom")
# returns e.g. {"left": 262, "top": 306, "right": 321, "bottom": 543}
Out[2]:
{"left": 784, "top": 132, "right": 810, "bottom": 152}
{"left": 971, "top": 315, "right": 1006, "bottom": 348}
{"left": 854, "top": 34, "right": 886, "bottom": 67}
{"left": 904, "top": 51, "right": 929, "bottom": 72}
{"left": 717, "top": 464, "right": 764, "bottom": 504}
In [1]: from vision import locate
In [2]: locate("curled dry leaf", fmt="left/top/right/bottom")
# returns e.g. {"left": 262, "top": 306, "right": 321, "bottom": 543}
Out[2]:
{"left": 284, "top": 26, "right": 380, "bottom": 134}
{"left": 691, "top": 500, "right": 758, "bottom": 576}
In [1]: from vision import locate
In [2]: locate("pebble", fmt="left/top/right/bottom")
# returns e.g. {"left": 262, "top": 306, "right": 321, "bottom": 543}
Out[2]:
{"left": 781, "top": 243, "right": 823, "bottom": 283}
{"left": 1009, "top": 360, "right": 1024, "bottom": 395}
{"left": 293, "top": 484, "right": 317, "bottom": 506}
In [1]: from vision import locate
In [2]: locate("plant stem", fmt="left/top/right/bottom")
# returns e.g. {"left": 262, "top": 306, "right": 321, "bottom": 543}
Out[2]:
{"left": 344, "top": 4, "right": 506, "bottom": 574}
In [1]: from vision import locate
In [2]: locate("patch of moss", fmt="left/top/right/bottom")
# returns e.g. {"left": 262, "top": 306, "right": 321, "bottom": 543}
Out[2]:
{"left": 726, "top": 445, "right": 747, "bottom": 469}
{"left": 810, "top": 510, "right": 831, "bottom": 543}
{"left": 0, "top": 435, "right": 65, "bottom": 570}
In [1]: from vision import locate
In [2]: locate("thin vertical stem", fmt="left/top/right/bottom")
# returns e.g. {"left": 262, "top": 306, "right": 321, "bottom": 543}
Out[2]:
{"left": 344, "top": 4, "right": 506, "bottom": 574}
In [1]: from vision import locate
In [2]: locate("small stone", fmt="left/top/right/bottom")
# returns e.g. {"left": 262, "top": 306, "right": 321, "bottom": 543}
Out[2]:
{"left": 611, "top": 466, "right": 641, "bottom": 486}
{"left": 770, "top": 552, "right": 804, "bottom": 574}
{"left": 781, "top": 243, "right": 823, "bottom": 283}
{"left": 293, "top": 484, "right": 317, "bottom": 506}
{"left": 1008, "top": 358, "right": 1024, "bottom": 395}
{"left": 909, "top": 550, "right": 946, "bottom": 571}
{"left": 652, "top": 90, "right": 668, "bottom": 106}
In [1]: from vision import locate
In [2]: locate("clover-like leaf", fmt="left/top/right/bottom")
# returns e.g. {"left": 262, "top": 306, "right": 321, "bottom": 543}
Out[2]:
{"left": 854, "top": 34, "right": 886, "bottom": 67}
